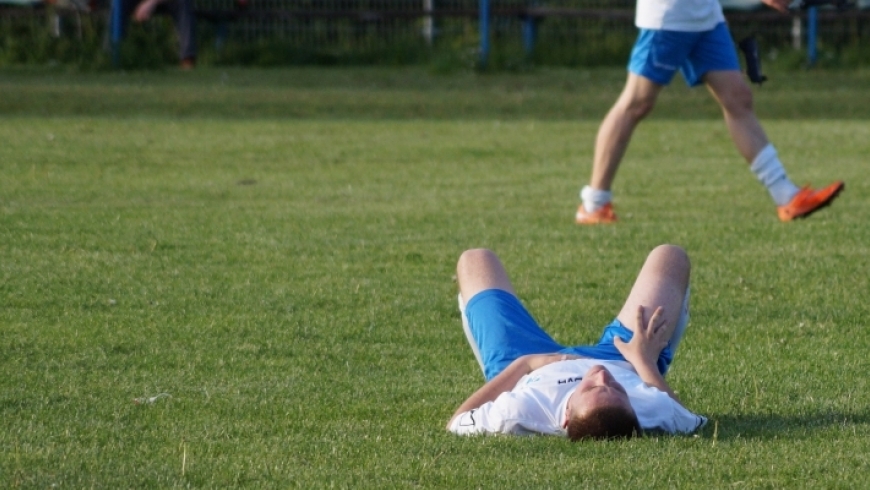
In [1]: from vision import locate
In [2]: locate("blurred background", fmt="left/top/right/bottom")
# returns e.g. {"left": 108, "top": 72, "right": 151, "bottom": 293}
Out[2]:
{"left": 1, "top": 0, "right": 868, "bottom": 70}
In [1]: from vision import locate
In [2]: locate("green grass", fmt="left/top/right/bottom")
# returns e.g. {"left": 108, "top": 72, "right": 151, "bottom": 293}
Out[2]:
{"left": 1, "top": 66, "right": 870, "bottom": 487}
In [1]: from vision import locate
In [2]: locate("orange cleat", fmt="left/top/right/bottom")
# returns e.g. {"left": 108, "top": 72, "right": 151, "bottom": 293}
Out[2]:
{"left": 576, "top": 202, "right": 618, "bottom": 224}
{"left": 777, "top": 181, "right": 844, "bottom": 222}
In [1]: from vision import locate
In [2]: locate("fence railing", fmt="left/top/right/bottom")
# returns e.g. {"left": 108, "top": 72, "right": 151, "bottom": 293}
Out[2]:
{"left": 2, "top": 0, "right": 870, "bottom": 67}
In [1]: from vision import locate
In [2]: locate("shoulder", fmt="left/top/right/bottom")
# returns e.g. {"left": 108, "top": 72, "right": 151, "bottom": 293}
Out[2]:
{"left": 628, "top": 386, "right": 706, "bottom": 434}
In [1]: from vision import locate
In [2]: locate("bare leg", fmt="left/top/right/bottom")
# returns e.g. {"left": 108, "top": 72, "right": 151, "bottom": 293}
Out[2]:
{"left": 590, "top": 73, "right": 664, "bottom": 190}
{"left": 456, "top": 249, "right": 516, "bottom": 302}
{"left": 169, "top": 0, "right": 197, "bottom": 63}
{"left": 615, "top": 245, "right": 690, "bottom": 342}
{"left": 704, "top": 70, "right": 769, "bottom": 162}
{"left": 456, "top": 249, "right": 518, "bottom": 374}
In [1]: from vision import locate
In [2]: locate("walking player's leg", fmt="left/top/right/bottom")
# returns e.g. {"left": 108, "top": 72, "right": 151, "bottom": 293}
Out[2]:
{"left": 696, "top": 23, "right": 843, "bottom": 221}
{"left": 705, "top": 70, "right": 770, "bottom": 165}
{"left": 576, "top": 74, "right": 662, "bottom": 224}
{"left": 577, "top": 28, "right": 683, "bottom": 224}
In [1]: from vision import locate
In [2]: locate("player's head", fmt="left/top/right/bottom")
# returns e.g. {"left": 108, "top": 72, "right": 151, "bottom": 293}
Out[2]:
{"left": 563, "top": 364, "right": 641, "bottom": 441}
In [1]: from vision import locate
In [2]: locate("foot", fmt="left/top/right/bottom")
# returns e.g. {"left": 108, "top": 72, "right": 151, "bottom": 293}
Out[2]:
{"left": 777, "top": 181, "right": 844, "bottom": 221}
{"left": 576, "top": 203, "right": 617, "bottom": 224}
{"left": 180, "top": 57, "right": 196, "bottom": 70}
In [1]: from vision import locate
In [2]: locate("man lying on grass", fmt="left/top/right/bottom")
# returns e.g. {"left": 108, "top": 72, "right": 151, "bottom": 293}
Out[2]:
{"left": 447, "top": 245, "right": 706, "bottom": 440}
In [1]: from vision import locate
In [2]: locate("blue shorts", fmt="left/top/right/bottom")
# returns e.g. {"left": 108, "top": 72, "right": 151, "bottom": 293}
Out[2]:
{"left": 628, "top": 22, "right": 740, "bottom": 87}
{"left": 464, "top": 289, "right": 674, "bottom": 380}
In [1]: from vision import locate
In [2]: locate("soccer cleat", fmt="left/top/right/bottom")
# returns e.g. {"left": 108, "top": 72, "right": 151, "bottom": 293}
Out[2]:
{"left": 777, "top": 181, "right": 844, "bottom": 221}
{"left": 575, "top": 202, "right": 617, "bottom": 224}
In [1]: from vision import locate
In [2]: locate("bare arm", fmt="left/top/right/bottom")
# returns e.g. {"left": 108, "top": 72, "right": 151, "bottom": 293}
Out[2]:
{"left": 761, "top": 0, "right": 790, "bottom": 13}
{"left": 133, "top": 0, "right": 169, "bottom": 21}
{"left": 613, "top": 305, "right": 682, "bottom": 404}
{"left": 446, "top": 353, "right": 579, "bottom": 430}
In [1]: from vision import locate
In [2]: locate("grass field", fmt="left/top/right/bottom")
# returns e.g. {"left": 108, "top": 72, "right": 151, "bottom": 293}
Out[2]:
{"left": 1, "top": 66, "right": 869, "bottom": 488}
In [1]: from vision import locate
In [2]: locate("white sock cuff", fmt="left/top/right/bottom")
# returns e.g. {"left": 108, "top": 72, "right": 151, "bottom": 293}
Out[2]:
{"left": 750, "top": 144, "right": 778, "bottom": 172}
{"left": 750, "top": 144, "right": 786, "bottom": 186}
{"left": 749, "top": 143, "right": 799, "bottom": 205}
{"left": 580, "top": 185, "right": 612, "bottom": 212}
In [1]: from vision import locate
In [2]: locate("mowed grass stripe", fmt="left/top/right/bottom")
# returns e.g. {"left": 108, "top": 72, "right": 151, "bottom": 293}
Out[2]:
{"left": 1, "top": 69, "right": 869, "bottom": 487}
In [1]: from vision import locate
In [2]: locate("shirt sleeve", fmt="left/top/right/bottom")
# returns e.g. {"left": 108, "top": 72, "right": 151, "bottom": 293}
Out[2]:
{"left": 631, "top": 384, "right": 707, "bottom": 434}
{"left": 667, "top": 400, "right": 708, "bottom": 434}
{"left": 447, "top": 391, "right": 562, "bottom": 436}
{"left": 448, "top": 408, "right": 495, "bottom": 435}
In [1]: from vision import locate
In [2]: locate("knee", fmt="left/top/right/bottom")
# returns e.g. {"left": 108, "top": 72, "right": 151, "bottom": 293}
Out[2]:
{"left": 617, "top": 97, "right": 656, "bottom": 122}
{"left": 650, "top": 244, "right": 690, "bottom": 272}
{"left": 614, "top": 87, "right": 658, "bottom": 121}
{"left": 457, "top": 248, "right": 496, "bottom": 275}
{"left": 632, "top": 97, "right": 657, "bottom": 120}
{"left": 719, "top": 83, "right": 755, "bottom": 117}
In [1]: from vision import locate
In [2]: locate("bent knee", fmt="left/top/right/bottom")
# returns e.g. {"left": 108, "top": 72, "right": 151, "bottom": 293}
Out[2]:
{"left": 720, "top": 84, "right": 755, "bottom": 116}
{"left": 650, "top": 244, "right": 690, "bottom": 270}
{"left": 617, "top": 96, "right": 656, "bottom": 121}
{"left": 457, "top": 248, "right": 496, "bottom": 273}
{"left": 631, "top": 98, "right": 657, "bottom": 119}
{"left": 652, "top": 243, "right": 686, "bottom": 255}
{"left": 458, "top": 248, "right": 495, "bottom": 263}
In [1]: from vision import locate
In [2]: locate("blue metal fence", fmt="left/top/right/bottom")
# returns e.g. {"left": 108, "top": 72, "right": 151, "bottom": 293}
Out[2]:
{"left": 3, "top": 0, "right": 870, "bottom": 67}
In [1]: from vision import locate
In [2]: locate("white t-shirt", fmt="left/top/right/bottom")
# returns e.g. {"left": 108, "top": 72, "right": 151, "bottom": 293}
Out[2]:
{"left": 635, "top": 0, "right": 726, "bottom": 32}
{"left": 448, "top": 359, "right": 707, "bottom": 436}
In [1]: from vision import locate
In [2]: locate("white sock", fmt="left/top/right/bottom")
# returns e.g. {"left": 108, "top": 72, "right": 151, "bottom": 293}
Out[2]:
{"left": 580, "top": 185, "right": 612, "bottom": 212}
{"left": 750, "top": 144, "right": 800, "bottom": 206}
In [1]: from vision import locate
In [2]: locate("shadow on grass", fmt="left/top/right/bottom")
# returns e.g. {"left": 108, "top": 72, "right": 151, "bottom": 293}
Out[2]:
{"left": 698, "top": 410, "right": 870, "bottom": 441}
